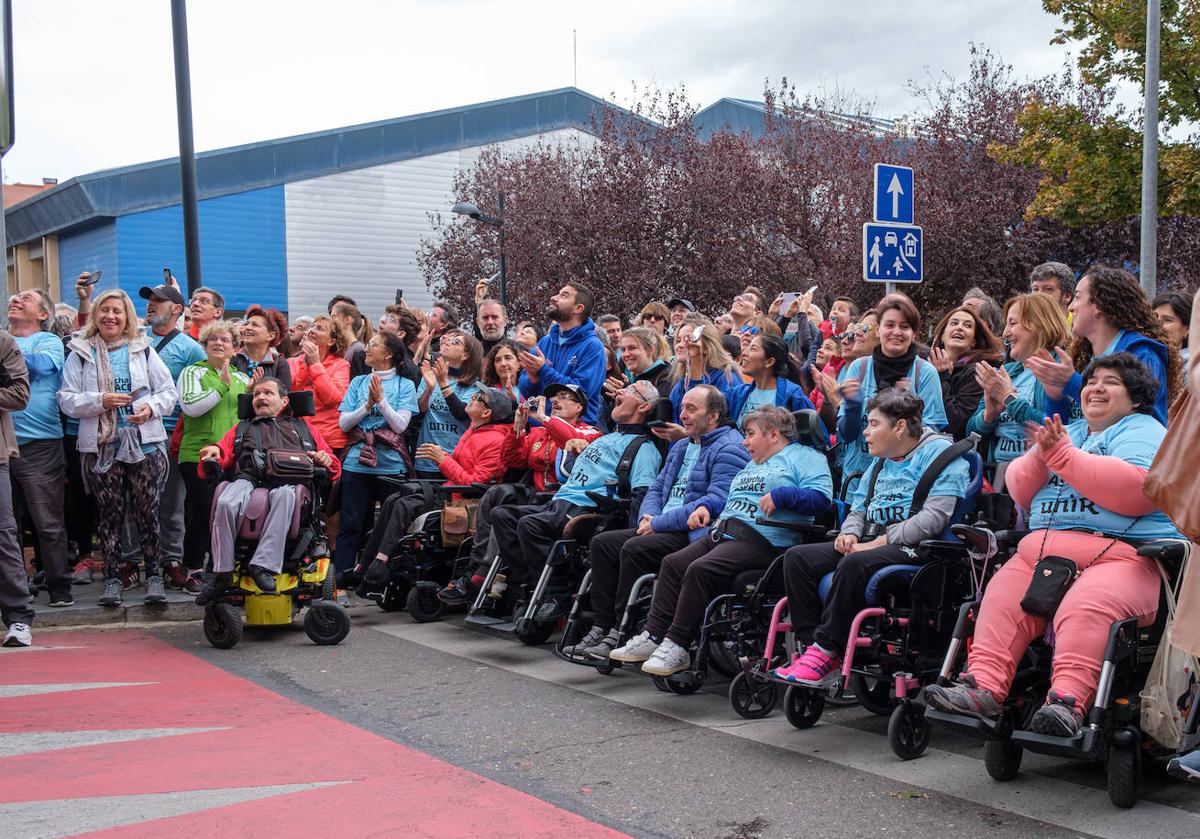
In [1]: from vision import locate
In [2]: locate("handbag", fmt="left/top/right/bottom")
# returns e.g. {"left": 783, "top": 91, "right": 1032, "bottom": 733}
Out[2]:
{"left": 265, "top": 450, "right": 315, "bottom": 484}
{"left": 440, "top": 499, "right": 479, "bottom": 547}
{"left": 1144, "top": 391, "right": 1200, "bottom": 543}
{"left": 1019, "top": 555, "right": 1079, "bottom": 620}
{"left": 1141, "top": 554, "right": 1199, "bottom": 749}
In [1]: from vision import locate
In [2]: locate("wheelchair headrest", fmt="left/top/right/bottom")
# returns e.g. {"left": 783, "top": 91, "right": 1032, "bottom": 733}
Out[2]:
{"left": 236, "top": 389, "right": 316, "bottom": 420}
{"left": 654, "top": 397, "right": 675, "bottom": 424}
{"left": 790, "top": 409, "right": 827, "bottom": 451}
{"left": 942, "top": 446, "right": 985, "bottom": 541}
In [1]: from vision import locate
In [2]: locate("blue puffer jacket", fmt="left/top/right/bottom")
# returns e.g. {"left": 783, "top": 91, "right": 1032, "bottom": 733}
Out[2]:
{"left": 727, "top": 377, "right": 817, "bottom": 423}
{"left": 639, "top": 424, "right": 750, "bottom": 542}
{"left": 667, "top": 368, "right": 740, "bottom": 423}
{"left": 518, "top": 317, "right": 608, "bottom": 425}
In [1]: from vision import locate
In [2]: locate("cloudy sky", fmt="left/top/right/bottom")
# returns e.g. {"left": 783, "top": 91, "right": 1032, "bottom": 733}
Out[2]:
{"left": 3, "top": 0, "right": 1127, "bottom": 186}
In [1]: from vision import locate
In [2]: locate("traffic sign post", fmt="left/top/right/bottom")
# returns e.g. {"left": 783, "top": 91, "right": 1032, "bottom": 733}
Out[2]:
{"left": 865, "top": 163, "right": 921, "bottom": 292}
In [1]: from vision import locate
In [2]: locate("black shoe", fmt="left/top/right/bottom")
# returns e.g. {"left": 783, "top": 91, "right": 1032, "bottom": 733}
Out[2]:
{"left": 534, "top": 595, "right": 570, "bottom": 622}
{"left": 437, "top": 576, "right": 477, "bottom": 607}
{"left": 195, "top": 573, "right": 232, "bottom": 607}
{"left": 247, "top": 564, "right": 277, "bottom": 593}
{"left": 1028, "top": 690, "right": 1083, "bottom": 737}
{"left": 48, "top": 583, "right": 75, "bottom": 608}
{"left": 363, "top": 558, "right": 391, "bottom": 587}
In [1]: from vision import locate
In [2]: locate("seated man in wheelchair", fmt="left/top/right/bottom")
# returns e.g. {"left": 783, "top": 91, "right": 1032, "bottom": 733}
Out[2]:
{"left": 562, "top": 384, "right": 749, "bottom": 659}
{"left": 352, "top": 386, "right": 516, "bottom": 589}
{"left": 926, "top": 354, "right": 1183, "bottom": 737}
{"left": 437, "top": 382, "right": 602, "bottom": 606}
{"left": 195, "top": 377, "right": 342, "bottom": 604}
{"left": 774, "top": 388, "right": 971, "bottom": 685}
{"left": 610, "top": 405, "right": 832, "bottom": 676}
{"left": 485, "top": 379, "right": 665, "bottom": 620}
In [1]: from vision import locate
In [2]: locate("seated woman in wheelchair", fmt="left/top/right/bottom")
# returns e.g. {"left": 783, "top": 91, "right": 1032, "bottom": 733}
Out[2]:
{"left": 195, "top": 376, "right": 341, "bottom": 604}
{"left": 774, "top": 388, "right": 970, "bottom": 686}
{"left": 610, "top": 405, "right": 832, "bottom": 676}
{"left": 352, "top": 386, "right": 516, "bottom": 589}
{"left": 926, "top": 354, "right": 1182, "bottom": 737}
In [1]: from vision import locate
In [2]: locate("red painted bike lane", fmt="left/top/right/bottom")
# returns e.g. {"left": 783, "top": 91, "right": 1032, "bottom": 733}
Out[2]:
{"left": 0, "top": 629, "right": 628, "bottom": 839}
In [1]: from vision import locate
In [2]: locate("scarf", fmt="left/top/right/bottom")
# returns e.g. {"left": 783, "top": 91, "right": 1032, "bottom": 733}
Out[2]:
{"left": 87, "top": 335, "right": 158, "bottom": 481}
{"left": 871, "top": 344, "right": 918, "bottom": 392}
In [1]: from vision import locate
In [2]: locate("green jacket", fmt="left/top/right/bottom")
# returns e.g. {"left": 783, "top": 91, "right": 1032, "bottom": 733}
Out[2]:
{"left": 177, "top": 361, "right": 250, "bottom": 463}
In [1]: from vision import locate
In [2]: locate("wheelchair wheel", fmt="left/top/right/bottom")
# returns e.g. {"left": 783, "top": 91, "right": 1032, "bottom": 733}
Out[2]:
{"left": 203, "top": 602, "right": 243, "bottom": 649}
{"left": 304, "top": 601, "right": 350, "bottom": 646}
{"left": 377, "top": 582, "right": 407, "bottom": 612}
{"left": 515, "top": 619, "right": 556, "bottom": 647}
{"left": 784, "top": 686, "right": 825, "bottom": 729}
{"left": 406, "top": 582, "right": 445, "bottom": 623}
{"left": 1106, "top": 738, "right": 1140, "bottom": 808}
{"left": 850, "top": 671, "right": 894, "bottom": 716}
{"left": 652, "top": 676, "right": 673, "bottom": 693}
{"left": 983, "top": 737, "right": 1023, "bottom": 781}
{"left": 661, "top": 673, "right": 703, "bottom": 695}
{"left": 729, "top": 671, "right": 778, "bottom": 719}
{"left": 706, "top": 638, "right": 740, "bottom": 680}
{"left": 887, "top": 700, "right": 932, "bottom": 760}
{"left": 320, "top": 567, "right": 335, "bottom": 600}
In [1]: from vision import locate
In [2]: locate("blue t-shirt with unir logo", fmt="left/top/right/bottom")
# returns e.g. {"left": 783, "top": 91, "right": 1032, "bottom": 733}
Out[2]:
{"left": 414, "top": 379, "right": 481, "bottom": 473}
{"left": 339, "top": 373, "right": 420, "bottom": 475}
{"left": 152, "top": 330, "right": 204, "bottom": 433}
{"left": 660, "top": 441, "right": 701, "bottom": 515}
{"left": 1027, "top": 413, "right": 1182, "bottom": 540}
{"left": 553, "top": 431, "right": 662, "bottom": 508}
{"left": 12, "top": 331, "right": 64, "bottom": 444}
{"left": 108, "top": 346, "right": 156, "bottom": 454}
{"left": 853, "top": 435, "right": 971, "bottom": 529}
{"left": 994, "top": 367, "right": 1037, "bottom": 463}
{"left": 716, "top": 443, "right": 833, "bottom": 548}
{"left": 736, "top": 387, "right": 777, "bottom": 431}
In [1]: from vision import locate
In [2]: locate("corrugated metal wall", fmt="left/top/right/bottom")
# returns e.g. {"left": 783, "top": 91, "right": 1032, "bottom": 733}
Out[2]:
{"left": 58, "top": 221, "right": 118, "bottom": 296}
{"left": 284, "top": 128, "right": 591, "bottom": 322}
{"left": 115, "top": 185, "right": 287, "bottom": 311}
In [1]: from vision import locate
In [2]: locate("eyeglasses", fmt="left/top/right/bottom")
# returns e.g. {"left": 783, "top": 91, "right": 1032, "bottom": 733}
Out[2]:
{"left": 739, "top": 325, "right": 760, "bottom": 336}
{"left": 443, "top": 336, "right": 465, "bottom": 346}
{"left": 620, "top": 385, "right": 651, "bottom": 404}
{"left": 642, "top": 313, "right": 664, "bottom": 322}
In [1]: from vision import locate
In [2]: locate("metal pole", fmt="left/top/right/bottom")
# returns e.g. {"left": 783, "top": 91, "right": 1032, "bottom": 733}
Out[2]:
{"left": 0, "top": 177, "right": 7, "bottom": 298}
{"left": 885, "top": 282, "right": 896, "bottom": 295}
{"left": 497, "top": 191, "right": 506, "bottom": 307}
{"left": 171, "top": 0, "right": 202, "bottom": 296}
{"left": 1139, "top": 0, "right": 1161, "bottom": 298}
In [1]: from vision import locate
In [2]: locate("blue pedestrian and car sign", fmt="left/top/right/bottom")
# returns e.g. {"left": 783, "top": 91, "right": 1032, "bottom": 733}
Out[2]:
{"left": 862, "top": 222, "right": 923, "bottom": 283}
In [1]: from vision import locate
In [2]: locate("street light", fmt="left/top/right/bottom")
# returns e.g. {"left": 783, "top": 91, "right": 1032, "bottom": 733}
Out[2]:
{"left": 452, "top": 192, "right": 506, "bottom": 306}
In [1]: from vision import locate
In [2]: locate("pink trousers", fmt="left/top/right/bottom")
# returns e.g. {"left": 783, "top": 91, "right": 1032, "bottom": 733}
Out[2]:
{"left": 966, "top": 530, "right": 1160, "bottom": 712}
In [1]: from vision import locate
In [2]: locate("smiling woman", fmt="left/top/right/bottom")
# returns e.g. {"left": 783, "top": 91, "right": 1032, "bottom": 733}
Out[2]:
{"left": 928, "top": 306, "right": 1002, "bottom": 440}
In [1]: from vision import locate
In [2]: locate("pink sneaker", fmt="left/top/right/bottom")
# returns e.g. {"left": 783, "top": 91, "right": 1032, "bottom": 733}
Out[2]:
{"left": 773, "top": 646, "right": 842, "bottom": 685}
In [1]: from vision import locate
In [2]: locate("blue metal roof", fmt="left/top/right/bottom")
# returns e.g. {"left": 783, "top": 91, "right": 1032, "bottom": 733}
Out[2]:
{"left": 6, "top": 87, "right": 626, "bottom": 246}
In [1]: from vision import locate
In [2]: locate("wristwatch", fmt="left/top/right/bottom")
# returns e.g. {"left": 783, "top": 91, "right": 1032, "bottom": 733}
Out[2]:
{"left": 1002, "top": 392, "right": 1018, "bottom": 409}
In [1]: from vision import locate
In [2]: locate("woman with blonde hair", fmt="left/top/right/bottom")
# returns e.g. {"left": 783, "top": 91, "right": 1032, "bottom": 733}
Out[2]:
{"left": 659, "top": 320, "right": 739, "bottom": 437}
{"left": 58, "top": 289, "right": 178, "bottom": 608}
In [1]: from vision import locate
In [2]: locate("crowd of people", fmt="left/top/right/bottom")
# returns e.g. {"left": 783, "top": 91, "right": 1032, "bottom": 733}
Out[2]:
{"left": 0, "top": 260, "right": 1195, "bottom": 756}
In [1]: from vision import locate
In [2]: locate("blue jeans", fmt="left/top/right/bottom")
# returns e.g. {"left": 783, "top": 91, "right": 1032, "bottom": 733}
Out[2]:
{"left": 334, "top": 471, "right": 398, "bottom": 573}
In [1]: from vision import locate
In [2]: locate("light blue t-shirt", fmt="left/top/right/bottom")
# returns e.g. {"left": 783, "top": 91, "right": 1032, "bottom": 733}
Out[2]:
{"left": 853, "top": 435, "right": 971, "bottom": 530}
{"left": 994, "top": 367, "right": 1037, "bottom": 463}
{"left": 717, "top": 443, "right": 833, "bottom": 548}
{"left": 553, "top": 431, "right": 662, "bottom": 508}
{"left": 660, "top": 441, "right": 701, "bottom": 515}
{"left": 737, "top": 387, "right": 777, "bottom": 430}
{"left": 12, "top": 331, "right": 64, "bottom": 444}
{"left": 109, "top": 346, "right": 156, "bottom": 454}
{"left": 152, "top": 330, "right": 205, "bottom": 432}
{"left": 339, "top": 373, "right": 420, "bottom": 475}
{"left": 1027, "top": 413, "right": 1182, "bottom": 540}
{"left": 838, "top": 355, "right": 948, "bottom": 481}
{"left": 414, "top": 379, "right": 481, "bottom": 473}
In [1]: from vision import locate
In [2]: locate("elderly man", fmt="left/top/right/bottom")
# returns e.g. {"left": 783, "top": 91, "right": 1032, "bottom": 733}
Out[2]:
{"left": 195, "top": 377, "right": 341, "bottom": 604}
{"left": 475, "top": 298, "right": 509, "bottom": 355}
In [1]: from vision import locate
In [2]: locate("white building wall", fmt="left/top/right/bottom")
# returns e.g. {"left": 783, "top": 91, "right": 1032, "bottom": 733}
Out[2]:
{"left": 284, "top": 127, "right": 592, "bottom": 322}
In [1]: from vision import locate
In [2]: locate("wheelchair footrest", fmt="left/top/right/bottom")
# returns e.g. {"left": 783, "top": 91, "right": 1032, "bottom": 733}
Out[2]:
{"left": 1011, "top": 726, "right": 1101, "bottom": 758}
{"left": 923, "top": 707, "right": 1008, "bottom": 741}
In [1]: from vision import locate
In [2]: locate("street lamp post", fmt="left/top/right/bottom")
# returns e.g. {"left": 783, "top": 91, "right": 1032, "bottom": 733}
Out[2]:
{"left": 451, "top": 192, "right": 506, "bottom": 306}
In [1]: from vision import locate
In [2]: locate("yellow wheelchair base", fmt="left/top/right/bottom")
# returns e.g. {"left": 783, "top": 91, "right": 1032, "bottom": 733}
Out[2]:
{"left": 234, "top": 557, "right": 331, "bottom": 627}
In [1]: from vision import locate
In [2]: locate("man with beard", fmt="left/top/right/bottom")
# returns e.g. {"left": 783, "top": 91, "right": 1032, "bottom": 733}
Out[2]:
{"left": 475, "top": 298, "right": 509, "bottom": 355}
{"left": 517, "top": 281, "right": 607, "bottom": 425}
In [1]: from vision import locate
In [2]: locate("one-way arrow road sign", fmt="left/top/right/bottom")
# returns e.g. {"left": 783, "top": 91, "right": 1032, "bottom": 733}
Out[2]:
{"left": 873, "top": 163, "right": 913, "bottom": 225}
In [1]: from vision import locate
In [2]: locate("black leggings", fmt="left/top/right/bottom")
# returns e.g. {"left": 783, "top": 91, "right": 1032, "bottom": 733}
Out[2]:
{"left": 179, "top": 461, "right": 214, "bottom": 571}
{"left": 86, "top": 450, "right": 169, "bottom": 580}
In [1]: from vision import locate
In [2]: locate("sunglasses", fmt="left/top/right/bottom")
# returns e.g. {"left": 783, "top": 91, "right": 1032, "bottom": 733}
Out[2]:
{"left": 739, "top": 325, "right": 760, "bottom": 336}
{"left": 642, "top": 313, "right": 664, "bottom": 321}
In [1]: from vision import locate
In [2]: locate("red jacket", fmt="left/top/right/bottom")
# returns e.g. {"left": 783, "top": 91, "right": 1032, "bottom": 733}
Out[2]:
{"left": 211, "top": 416, "right": 342, "bottom": 481}
{"left": 507, "top": 416, "right": 602, "bottom": 491}
{"left": 438, "top": 422, "right": 516, "bottom": 485}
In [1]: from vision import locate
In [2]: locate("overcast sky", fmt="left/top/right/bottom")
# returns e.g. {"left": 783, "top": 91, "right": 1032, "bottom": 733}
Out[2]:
{"left": 3, "top": 0, "right": 1124, "bottom": 186}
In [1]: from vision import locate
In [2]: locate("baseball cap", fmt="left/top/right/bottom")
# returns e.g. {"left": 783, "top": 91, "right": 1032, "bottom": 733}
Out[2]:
{"left": 666, "top": 298, "right": 695, "bottom": 311}
{"left": 138, "top": 284, "right": 185, "bottom": 306}
{"left": 474, "top": 386, "right": 515, "bottom": 423}
{"left": 545, "top": 382, "right": 588, "bottom": 409}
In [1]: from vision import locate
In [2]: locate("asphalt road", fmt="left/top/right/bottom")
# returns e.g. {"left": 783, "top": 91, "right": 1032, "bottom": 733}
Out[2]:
{"left": 143, "top": 608, "right": 1200, "bottom": 839}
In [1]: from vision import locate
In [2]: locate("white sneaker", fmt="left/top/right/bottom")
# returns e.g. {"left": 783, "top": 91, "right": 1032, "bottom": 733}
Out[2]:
{"left": 641, "top": 638, "right": 690, "bottom": 676}
{"left": 3, "top": 622, "right": 32, "bottom": 647}
{"left": 608, "top": 630, "right": 658, "bottom": 663}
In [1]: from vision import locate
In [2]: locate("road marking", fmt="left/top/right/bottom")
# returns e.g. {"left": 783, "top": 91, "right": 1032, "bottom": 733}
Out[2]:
{"left": 0, "top": 727, "right": 231, "bottom": 758}
{"left": 0, "top": 645, "right": 86, "bottom": 654}
{"left": 0, "top": 682, "right": 156, "bottom": 698}
{"left": 371, "top": 620, "right": 1200, "bottom": 839}
{"left": 0, "top": 781, "right": 350, "bottom": 839}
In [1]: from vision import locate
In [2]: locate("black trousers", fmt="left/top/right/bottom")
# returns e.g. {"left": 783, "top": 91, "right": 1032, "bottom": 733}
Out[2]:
{"left": 62, "top": 434, "right": 96, "bottom": 557}
{"left": 467, "top": 484, "right": 534, "bottom": 573}
{"left": 179, "top": 461, "right": 213, "bottom": 571}
{"left": 359, "top": 492, "right": 431, "bottom": 565}
{"left": 645, "top": 534, "right": 778, "bottom": 647}
{"left": 490, "top": 500, "right": 582, "bottom": 590}
{"left": 588, "top": 528, "right": 689, "bottom": 630}
{"left": 781, "top": 541, "right": 915, "bottom": 653}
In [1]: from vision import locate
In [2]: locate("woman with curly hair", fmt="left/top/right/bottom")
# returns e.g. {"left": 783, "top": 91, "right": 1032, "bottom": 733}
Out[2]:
{"left": 288, "top": 314, "right": 352, "bottom": 451}
{"left": 1027, "top": 265, "right": 1181, "bottom": 426}
{"left": 232, "top": 304, "right": 292, "bottom": 392}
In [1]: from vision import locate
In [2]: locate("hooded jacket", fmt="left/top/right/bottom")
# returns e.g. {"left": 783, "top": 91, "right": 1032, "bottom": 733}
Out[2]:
{"left": 1044, "top": 331, "right": 1170, "bottom": 426}
{"left": 437, "top": 421, "right": 517, "bottom": 486}
{"left": 507, "top": 415, "right": 603, "bottom": 491}
{"left": 639, "top": 424, "right": 751, "bottom": 541}
{"left": 518, "top": 318, "right": 607, "bottom": 425}
{"left": 727, "top": 377, "right": 818, "bottom": 426}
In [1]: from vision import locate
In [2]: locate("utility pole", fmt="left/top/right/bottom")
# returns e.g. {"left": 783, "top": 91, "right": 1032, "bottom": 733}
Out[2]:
{"left": 1139, "top": 0, "right": 1161, "bottom": 298}
{"left": 171, "top": 0, "right": 202, "bottom": 295}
